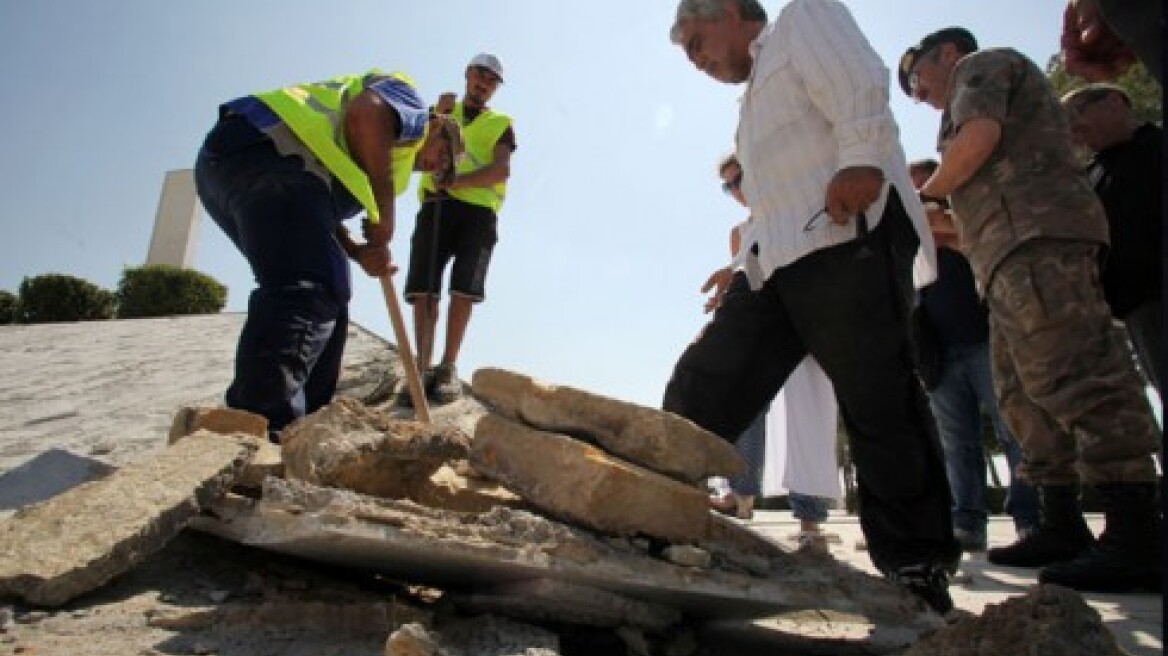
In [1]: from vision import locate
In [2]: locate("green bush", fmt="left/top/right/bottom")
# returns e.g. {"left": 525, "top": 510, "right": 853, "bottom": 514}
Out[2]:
{"left": 0, "top": 290, "right": 17, "bottom": 324}
{"left": 116, "top": 265, "right": 227, "bottom": 319}
{"left": 18, "top": 274, "right": 116, "bottom": 323}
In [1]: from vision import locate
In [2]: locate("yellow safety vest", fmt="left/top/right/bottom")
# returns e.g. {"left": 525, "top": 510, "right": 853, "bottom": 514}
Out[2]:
{"left": 419, "top": 102, "right": 511, "bottom": 212}
{"left": 256, "top": 70, "right": 425, "bottom": 223}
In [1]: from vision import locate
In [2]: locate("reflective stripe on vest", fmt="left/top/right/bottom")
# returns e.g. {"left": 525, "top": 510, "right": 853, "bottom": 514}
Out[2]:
{"left": 256, "top": 70, "right": 423, "bottom": 223}
{"left": 419, "top": 102, "right": 511, "bottom": 212}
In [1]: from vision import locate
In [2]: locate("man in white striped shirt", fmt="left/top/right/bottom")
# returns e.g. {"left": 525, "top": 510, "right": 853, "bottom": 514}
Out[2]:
{"left": 665, "top": 0, "right": 959, "bottom": 616}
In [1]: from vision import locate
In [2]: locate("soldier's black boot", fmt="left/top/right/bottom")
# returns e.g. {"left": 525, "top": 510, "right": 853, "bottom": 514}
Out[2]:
{"left": 1039, "top": 482, "right": 1163, "bottom": 593}
{"left": 987, "top": 485, "right": 1095, "bottom": 567}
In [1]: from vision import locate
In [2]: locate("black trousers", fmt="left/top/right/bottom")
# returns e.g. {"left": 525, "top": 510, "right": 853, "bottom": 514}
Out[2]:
{"left": 664, "top": 191, "right": 959, "bottom": 574}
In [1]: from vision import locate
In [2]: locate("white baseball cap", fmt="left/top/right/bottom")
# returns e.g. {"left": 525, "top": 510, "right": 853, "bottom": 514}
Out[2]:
{"left": 468, "top": 53, "right": 504, "bottom": 82}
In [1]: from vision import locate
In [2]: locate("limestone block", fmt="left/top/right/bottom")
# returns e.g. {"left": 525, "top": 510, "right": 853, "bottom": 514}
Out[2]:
{"left": 281, "top": 398, "right": 469, "bottom": 500}
{"left": 0, "top": 432, "right": 256, "bottom": 606}
{"left": 168, "top": 406, "right": 268, "bottom": 444}
{"left": 471, "top": 368, "right": 743, "bottom": 483}
{"left": 470, "top": 414, "right": 710, "bottom": 543}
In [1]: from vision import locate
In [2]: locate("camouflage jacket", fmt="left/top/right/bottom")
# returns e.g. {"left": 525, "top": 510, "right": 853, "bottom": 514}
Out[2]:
{"left": 938, "top": 48, "right": 1109, "bottom": 287}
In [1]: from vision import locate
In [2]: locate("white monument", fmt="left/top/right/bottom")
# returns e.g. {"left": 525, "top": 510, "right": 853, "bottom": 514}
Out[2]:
{"left": 145, "top": 169, "right": 201, "bottom": 267}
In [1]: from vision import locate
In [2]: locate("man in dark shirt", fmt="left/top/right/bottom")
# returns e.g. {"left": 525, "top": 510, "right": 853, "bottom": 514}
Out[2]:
{"left": 1062, "top": 83, "right": 1162, "bottom": 393}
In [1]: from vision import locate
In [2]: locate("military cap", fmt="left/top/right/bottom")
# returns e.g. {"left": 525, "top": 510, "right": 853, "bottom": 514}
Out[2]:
{"left": 898, "top": 27, "right": 979, "bottom": 96}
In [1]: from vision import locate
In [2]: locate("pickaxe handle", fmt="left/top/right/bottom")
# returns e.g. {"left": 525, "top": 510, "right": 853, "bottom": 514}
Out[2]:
{"left": 379, "top": 275, "right": 431, "bottom": 423}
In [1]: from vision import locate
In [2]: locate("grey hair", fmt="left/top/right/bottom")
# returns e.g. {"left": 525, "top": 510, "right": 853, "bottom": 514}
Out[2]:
{"left": 670, "top": 0, "right": 767, "bottom": 44}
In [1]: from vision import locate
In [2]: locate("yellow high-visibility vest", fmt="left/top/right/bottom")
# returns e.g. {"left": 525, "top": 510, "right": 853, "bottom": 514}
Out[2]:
{"left": 256, "top": 70, "right": 425, "bottom": 223}
{"left": 419, "top": 101, "right": 511, "bottom": 212}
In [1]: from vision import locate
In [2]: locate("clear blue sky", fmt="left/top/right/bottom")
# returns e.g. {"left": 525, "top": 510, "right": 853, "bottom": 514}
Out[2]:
{"left": 0, "top": 1, "right": 1067, "bottom": 407}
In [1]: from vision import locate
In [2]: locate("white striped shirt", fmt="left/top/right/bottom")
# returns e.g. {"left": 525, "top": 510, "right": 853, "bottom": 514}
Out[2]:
{"left": 735, "top": 0, "right": 936, "bottom": 286}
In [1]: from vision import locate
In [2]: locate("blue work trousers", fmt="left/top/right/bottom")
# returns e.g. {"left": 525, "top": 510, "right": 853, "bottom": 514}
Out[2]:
{"left": 928, "top": 342, "right": 1039, "bottom": 535}
{"left": 194, "top": 115, "right": 354, "bottom": 434}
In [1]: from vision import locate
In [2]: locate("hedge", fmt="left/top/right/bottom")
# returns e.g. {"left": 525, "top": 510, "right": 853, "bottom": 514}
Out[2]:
{"left": 116, "top": 265, "right": 227, "bottom": 319}
{"left": 18, "top": 274, "right": 116, "bottom": 323}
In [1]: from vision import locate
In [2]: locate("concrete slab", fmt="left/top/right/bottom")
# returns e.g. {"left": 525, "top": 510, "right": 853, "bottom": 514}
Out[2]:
{"left": 0, "top": 432, "right": 257, "bottom": 606}
{"left": 471, "top": 368, "right": 744, "bottom": 483}
{"left": 470, "top": 413, "right": 711, "bottom": 544}
{"left": 193, "top": 478, "right": 934, "bottom": 636}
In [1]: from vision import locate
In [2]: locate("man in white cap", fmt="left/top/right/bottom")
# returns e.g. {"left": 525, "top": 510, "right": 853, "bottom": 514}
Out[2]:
{"left": 404, "top": 53, "right": 517, "bottom": 403}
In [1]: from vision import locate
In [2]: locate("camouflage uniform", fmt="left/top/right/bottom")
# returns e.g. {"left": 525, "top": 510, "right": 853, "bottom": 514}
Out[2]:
{"left": 940, "top": 48, "right": 1159, "bottom": 486}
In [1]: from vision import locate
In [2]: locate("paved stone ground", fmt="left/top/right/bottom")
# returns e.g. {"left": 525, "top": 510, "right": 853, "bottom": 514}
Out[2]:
{"left": 745, "top": 510, "right": 1163, "bottom": 656}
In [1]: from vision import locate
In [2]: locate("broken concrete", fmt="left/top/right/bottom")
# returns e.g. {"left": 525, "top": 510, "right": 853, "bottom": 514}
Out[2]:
{"left": 281, "top": 398, "right": 470, "bottom": 500}
{"left": 471, "top": 368, "right": 743, "bottom": 483}
{"left": 412, "top": 463, "right": 525, "bottom": 514}
{"left": 470, "top": 413, "right": 711, "bottom": 544}
{"left": 0, "top": 431, "right": 257, "bottom": 606}
{"left": 193, "top": 478, "right": 932, "bottom": 634}
{"left": 168, "top": 406, "right": 269, "bottom": 444}
{"left": 168, "top": 406, "right": 281, "bottom": 488}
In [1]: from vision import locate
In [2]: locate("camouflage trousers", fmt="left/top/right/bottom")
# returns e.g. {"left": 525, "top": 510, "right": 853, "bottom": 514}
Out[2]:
{"left": 987, "top": 239, "right": 1161, "bottom": 485}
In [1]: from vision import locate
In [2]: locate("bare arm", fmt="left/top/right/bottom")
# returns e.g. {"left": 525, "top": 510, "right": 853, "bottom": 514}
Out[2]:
{"left": 343, "top": 88, "right": 400, "bottom": 247}
{"left": 443, "top": 141, "right": 512, "bottom": 190}
{"left": 919, "top": 118, "right": 1002, "bottom": 199}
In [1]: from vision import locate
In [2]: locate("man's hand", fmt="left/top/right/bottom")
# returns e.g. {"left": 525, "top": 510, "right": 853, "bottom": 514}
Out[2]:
{"left": 1062, "top": 0, "right": 1136, "bottom": 81}
{"left": 701, "top": 267, "right": 734, "bottom": 314}
{"left": 353, "top": 243, "right": 395, "bottom": 278}
{"left": 434, "top": 92, "right": 457, "bottom": 115}
{"left": 825, "top": 166, "right": 884, "bottom": 224}
{"left": 361, "top": 217, "right": 392, "bottom": 248}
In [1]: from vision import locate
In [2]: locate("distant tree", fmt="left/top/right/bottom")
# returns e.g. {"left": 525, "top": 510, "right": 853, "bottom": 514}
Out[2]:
{"left": 0, "top": 290, "right": 17, "bottom": 324}
{"left": 1047, "top": 55, "right": 1162, "bottom": 125}
{"left": 18, "top": 274, "right": 116, "bottom": 323}
{"left": 116, "top": 265, "right": 227, "bottom": 319}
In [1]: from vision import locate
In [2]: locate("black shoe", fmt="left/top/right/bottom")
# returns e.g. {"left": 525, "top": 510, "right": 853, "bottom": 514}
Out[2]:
{"left": 889, "top": 563, "right": 954, "bottom": 616}
{"left": 986, "top": 525, "right": 1094, "bottom": 567}
{"left": 430, "top": 363, "right": 462, "bottom": 404}
{"left": 1038, "top": 482, "right": 1163, "bottom": 593}
{"left": 1039, "top": 542, "right": 1163, "bottom": 593}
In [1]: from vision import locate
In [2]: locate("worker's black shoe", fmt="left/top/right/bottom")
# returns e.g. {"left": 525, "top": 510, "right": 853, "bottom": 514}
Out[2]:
{"left": 1038, "top": 482, "right": 1163, "bottom": 593}
{"left": 889, "top": 563, "right": 954, "bottom": 617}
{"left": 987, "top": 485, "right": 1095, "bottom": 568}
{"left": 986, "top": 524, "right": 1094, "bottom": 567}
{"left": 429, "top": 364, "right": 462, "bottom": 404}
